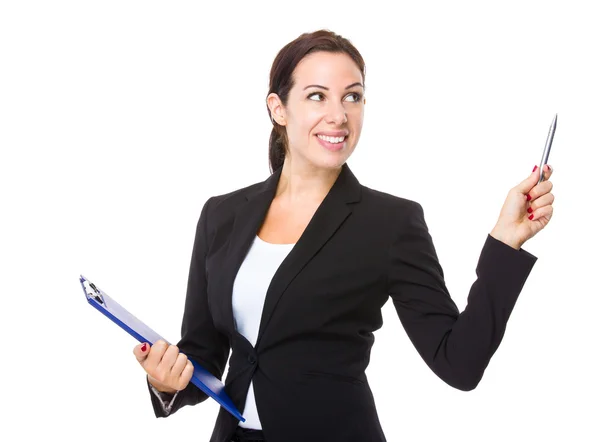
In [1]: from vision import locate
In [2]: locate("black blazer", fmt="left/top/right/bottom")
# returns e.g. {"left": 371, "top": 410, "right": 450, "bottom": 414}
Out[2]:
{"left": 148, "top": 162, "right": 537, "bottom": 442}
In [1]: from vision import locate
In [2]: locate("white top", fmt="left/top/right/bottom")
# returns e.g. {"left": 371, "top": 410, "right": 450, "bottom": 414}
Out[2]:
{"left": 231, "top": 234, "right": 296, "bottom": 430}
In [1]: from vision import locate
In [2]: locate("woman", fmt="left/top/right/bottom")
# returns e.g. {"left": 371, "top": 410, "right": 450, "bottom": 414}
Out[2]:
{"left": 133, "top": 30, "right": 554, "bottom": 442}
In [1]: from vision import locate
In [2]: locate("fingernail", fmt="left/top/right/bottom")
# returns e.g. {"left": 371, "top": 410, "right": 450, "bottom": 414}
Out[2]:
{"left": 528, "top": 214, "right": 534, "bottom": 220}
{"left": 526, "top": 194, "right": 531, "bottom": 201}
{"left": 527, "top": 207, "right": 533, "bottom": 213}
{"left": 532, "top": 165, "right": 538, "bottom": 173}
{"left": 141, "top": 343, "right": 147, "bottom": 352}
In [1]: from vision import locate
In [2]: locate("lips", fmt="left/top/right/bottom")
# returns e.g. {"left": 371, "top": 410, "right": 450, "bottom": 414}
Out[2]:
{"left": 315, "top": 130, "right": 349, "bottom": 137}
{"left": 315, "top": 134, "right": 346, "bottom": 152}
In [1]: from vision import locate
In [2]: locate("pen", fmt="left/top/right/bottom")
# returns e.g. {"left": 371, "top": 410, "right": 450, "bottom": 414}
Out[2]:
{"left": 538, "top": 113, "right": 557, "bottom": 184}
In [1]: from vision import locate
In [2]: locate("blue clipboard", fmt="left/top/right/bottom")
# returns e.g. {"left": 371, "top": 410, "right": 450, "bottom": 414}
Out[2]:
{"left": 79, "top": 274, "right": 245, "bottom": 422}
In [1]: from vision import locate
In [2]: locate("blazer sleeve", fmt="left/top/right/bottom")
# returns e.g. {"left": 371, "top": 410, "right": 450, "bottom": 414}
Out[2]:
{"left": 387, "top": 201, "right": 537, "bottom": 391}
{"left": 147, "top": 377, "right": 179, "bottom": 414}
{"left": 147, "top": 196, "right": 231, "bottom": 417}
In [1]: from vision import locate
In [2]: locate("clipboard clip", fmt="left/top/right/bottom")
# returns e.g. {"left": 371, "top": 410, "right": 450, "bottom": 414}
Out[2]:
{"left": 80, "top": 275, "right": 105, "bottom": 305}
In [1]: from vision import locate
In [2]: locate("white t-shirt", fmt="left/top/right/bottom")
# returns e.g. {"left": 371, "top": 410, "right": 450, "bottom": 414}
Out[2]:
{"left": 231, "top": 234, "right": 296, "bottom": 430}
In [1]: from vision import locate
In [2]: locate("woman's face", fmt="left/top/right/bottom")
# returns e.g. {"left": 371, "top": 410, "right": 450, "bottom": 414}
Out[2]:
{"left": 269, "top": 51, "right": 365, "bottom": 170}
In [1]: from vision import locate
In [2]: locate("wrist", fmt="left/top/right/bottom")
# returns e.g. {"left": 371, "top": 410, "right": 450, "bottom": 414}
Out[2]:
{"left": 490, "top": 227, "right": 522, "bottom": 251}
{"left": 147, "top": 375, "right": 178, "bottom": 395}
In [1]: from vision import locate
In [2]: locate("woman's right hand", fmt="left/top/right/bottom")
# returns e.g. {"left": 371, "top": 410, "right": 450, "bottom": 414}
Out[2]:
{"left": 133, "top": 339, "right": 194, "bottom": 394}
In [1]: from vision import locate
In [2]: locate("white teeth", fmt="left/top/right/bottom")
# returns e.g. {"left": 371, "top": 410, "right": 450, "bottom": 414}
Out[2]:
{"left": 317, "top": 134, "right": 346, "bottom": 143}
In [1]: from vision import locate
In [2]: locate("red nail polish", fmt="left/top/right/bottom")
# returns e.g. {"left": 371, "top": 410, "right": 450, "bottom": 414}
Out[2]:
{"left": 141, "top": 343, "right": 147, "bottom": 352}
{"left": 526, "top": 194, "right": 531, "bottom": 201}
{"left": 532, "top": 165, "right": 538, "bottom": 172}
{"left": 527, "top": 207, "right": 533, "bottom": 213}
{"left": 528, "top": 214, "right": 534, "bottom": 220}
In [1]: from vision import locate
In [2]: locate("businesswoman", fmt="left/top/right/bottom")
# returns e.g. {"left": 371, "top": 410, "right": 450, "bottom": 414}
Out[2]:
{"left": 133, "top": 30, "right": 554, "bottom": 442}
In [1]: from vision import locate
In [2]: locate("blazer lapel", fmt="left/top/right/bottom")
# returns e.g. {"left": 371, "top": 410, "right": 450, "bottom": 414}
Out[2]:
{"left": 221, "top": 162, "right": 362, "bottom": 348}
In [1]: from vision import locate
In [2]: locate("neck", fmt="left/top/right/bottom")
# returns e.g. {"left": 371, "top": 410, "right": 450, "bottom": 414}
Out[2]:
{"left": 275, "top": 157, "right": 342, "bottom": 206}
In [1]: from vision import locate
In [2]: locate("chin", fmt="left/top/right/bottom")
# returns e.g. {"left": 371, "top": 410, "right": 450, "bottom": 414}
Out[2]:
{"left": 313, "top": 154, "right": 351, "bottom": 170}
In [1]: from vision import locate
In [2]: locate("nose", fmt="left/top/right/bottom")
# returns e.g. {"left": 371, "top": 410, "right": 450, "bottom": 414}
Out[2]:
{"left": 326, "top": 103, "right": 348, "bottom": 125}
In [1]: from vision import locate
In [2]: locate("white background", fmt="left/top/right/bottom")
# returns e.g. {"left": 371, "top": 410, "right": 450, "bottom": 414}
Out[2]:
{"left": 1, "top": 1, "right": 598, "bottom": 441}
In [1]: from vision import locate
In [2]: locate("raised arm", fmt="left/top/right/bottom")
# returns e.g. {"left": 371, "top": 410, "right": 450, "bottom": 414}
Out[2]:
{"left": 387, "top": 201, "right": 537, "bottom": 391}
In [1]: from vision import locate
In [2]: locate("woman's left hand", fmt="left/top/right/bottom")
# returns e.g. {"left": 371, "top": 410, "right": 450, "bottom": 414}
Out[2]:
{"left": 490, "top": 164, "right": 555, "bottom": 250}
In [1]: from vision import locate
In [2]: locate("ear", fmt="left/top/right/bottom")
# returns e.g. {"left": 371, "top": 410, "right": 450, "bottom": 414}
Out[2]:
{"left": 267, "top": 93, "right": 286, "bottom": 126}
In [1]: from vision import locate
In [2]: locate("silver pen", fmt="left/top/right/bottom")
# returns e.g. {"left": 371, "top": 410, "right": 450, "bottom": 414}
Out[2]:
{"left": 538, "top": 113, "right": 557, "bottom": 184}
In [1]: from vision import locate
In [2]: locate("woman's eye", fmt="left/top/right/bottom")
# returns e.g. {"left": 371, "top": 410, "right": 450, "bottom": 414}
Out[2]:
{"left": 346, "top": 92, "right": 362, "bottom": 102}
{"left": 307, "top": 92, "right": 362, "bottom": 102}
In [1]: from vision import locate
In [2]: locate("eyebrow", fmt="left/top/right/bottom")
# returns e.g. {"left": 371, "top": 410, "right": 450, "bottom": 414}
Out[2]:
{"left": 303, "top": 82, "right": 364, "bottom": 91}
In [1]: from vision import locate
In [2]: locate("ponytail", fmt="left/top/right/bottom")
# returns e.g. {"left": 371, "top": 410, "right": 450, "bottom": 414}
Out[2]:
{"left": 268, "top": 126, "right": 286, "bottom": 173}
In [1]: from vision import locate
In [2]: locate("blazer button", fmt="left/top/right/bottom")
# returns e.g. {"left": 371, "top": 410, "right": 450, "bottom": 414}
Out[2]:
{"left": 247, "top": 355, "right": 256, "bottom": 364}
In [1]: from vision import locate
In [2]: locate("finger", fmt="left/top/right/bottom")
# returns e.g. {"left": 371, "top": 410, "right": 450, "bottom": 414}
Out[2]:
{"left": 176, "top": 360, "right": 195, "bottom": 391}
{"left": 145, "top": 339, "right": 169, "bottom": 369}
{"left": 544, "top": 164, "right": 553, "bottom": 180}
{"left": 170, "top": 352, "right": 189, "bottom": 378}
{"left": 134, "top": 342, "right": 150, "bottom": 363}
{"left": 157, "top": 344, "right": 180, "bottom": 373}
{"left": 528, "top": 180, "right": 553, "bottom": 202}
{"left": 517, "top": 165, "right": 543, "bottom": 195}
{"left": 528, "top": 193, "right": 555, "bottom": 213}
{"left": 529, "top": 204, "right": 554, "bottom": 222}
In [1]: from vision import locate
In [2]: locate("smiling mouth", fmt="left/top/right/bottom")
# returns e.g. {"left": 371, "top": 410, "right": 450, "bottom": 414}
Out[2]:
{"left": 315, "top": 134, "right": 347, "bottom": 151}
{"left": 316, "top": 134, "right": 347, "bottom": 144}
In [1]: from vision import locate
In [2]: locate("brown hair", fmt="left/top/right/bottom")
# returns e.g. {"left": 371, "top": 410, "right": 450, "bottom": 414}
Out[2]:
{"left": 266, "top": 29, "right": 366, "bottom": 173}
